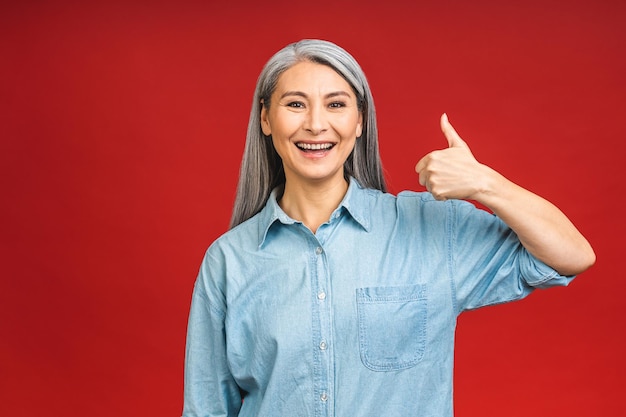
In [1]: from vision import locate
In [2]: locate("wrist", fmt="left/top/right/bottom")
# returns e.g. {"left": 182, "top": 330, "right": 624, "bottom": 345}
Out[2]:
{"left": 471, "top": 164, "right": 509, "bottom": 207}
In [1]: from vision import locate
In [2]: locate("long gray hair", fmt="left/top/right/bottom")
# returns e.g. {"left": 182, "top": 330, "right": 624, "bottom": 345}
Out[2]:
{"left": 229, "top": 39, "right": 386, "bottom": 229}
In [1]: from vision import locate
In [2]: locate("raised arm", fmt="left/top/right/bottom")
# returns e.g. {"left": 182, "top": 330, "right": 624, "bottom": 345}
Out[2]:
{"left": 415, "top": 114, "right": 595, "bottom": 276}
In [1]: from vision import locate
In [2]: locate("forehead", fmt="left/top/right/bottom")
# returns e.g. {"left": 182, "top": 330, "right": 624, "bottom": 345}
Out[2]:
{"left": 274, "top": 61, "right": 354, "bottom": 95}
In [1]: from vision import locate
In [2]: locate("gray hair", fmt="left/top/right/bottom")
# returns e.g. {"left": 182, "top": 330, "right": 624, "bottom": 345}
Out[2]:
{"left": 229, "top": 39, "right": 386, "bottom": 229}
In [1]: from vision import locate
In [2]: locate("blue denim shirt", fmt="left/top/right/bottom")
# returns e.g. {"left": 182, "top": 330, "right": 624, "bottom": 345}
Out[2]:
{"left": 183, "top": 178, "right": 574, "bottom": 417}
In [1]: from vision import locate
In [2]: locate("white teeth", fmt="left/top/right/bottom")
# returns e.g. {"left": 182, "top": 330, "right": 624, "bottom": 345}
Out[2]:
{"left": 297, "top": 143, "right": 333, "bottom": 150}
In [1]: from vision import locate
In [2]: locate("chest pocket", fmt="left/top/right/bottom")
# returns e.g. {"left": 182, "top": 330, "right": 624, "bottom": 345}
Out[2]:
{"left": 356, "top": 284, "right": 427, "bottom": 371}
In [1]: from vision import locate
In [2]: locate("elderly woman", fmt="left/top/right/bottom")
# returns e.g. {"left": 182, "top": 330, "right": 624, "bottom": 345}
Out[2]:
{"left": 182, "top": 39, "right": 594, "bottom": 417}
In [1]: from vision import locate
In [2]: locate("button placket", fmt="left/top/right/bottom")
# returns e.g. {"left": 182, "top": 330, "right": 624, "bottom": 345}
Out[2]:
{"left": 312, "top": 240, "right": 332, "bottom": 415}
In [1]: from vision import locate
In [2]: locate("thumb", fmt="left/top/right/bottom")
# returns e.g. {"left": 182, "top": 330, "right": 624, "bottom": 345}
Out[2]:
{"left": 441, "top": 113, "right": 469, "bottom": 149}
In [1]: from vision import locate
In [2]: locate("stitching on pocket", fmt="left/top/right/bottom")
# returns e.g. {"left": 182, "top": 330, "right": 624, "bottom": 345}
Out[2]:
{"left": 356, "top": 284, "right": 427, "bottom": 371}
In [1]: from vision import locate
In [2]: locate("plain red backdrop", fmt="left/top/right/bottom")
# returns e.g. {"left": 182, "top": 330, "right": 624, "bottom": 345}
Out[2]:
{"left": 1, "top": 0, "right": 624, "bottom": 416}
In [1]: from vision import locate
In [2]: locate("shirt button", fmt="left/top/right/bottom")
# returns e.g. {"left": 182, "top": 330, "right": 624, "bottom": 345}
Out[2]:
{"left": 317, "top": 291, "right": 326, "bottom": 300}
{"left": 315, "top": 246, "right": 323, "bottom": 255}
{"left": 319, "top": 341, "right": 327, "bottom": 350}
{"left": 320, "top": 392, "right": 328, "bottom": 402}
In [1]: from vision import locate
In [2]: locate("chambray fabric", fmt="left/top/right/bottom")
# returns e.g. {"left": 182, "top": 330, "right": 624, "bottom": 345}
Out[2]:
{"left": 183, "top": 178, "right": 574, "bottom": 417}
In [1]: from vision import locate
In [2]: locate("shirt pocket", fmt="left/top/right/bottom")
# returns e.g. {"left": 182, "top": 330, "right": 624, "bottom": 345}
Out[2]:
{"left": 356, "top": 284, "right": 427, "bottom": 371}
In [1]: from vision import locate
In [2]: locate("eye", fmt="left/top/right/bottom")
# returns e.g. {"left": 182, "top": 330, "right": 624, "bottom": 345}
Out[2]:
{"left": 286, "top": 101, "right": 304, "bottom": 108}
{"left": 329, "top": 101, "right": 346, "bottom": 108}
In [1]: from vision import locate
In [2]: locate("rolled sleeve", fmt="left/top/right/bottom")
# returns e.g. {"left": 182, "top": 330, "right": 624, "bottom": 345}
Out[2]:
{"left": 450, "top": 200, "right": 575, "bottom": 312}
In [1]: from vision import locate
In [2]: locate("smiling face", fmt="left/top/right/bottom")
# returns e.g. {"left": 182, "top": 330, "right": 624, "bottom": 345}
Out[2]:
{"left": 261, "top": 61, "right": 363, "bottom": 189}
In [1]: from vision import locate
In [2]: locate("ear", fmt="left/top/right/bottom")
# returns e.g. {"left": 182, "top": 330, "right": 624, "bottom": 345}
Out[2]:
{"left": 260, "top": 100, "right": 272, "bottom": 136}
{"left": 356, "top": 112, "right": 363, "bottom": 138}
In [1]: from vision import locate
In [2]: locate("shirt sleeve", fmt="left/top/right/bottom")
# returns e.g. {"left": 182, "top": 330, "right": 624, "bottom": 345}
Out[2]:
{"left": 448, "top": 199, "right": 575, "bottom": 313}
{"left": 182, "top": 251, "right": 242, "bottom": 417}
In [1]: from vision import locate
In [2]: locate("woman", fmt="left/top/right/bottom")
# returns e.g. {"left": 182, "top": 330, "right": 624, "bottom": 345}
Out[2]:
{"left": 183, "top": 39, "right": 595, "bottom": 417}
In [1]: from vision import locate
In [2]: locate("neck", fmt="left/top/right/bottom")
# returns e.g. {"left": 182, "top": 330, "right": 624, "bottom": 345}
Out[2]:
{"left": 279, "top": 177, "right": 349, "bottom": 233}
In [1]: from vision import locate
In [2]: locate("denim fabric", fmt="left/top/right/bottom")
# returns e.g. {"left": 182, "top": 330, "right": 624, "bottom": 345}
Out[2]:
{"left": 183, "top": 178, "right": 574, "bottom": 417}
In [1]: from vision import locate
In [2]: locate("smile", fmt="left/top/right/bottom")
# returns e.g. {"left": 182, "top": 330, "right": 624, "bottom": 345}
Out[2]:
{"left": 296, "top": 142, "right": 335, "bottom": 151}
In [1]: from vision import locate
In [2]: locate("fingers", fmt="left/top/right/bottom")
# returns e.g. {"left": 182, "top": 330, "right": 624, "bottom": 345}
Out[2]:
{"left": 416, "top": 114, "right": 478, "bottom": 200}
{"left": 441, "top": 113, "right": 469, "bottom": 150}
{"left": 415, "top": 157, "right": 424, "bottom": 176}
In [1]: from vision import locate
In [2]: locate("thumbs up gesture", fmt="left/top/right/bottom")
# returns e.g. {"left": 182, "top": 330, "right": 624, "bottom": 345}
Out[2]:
{"left": 415, "top": 114, "right": 488, "bottom": 201}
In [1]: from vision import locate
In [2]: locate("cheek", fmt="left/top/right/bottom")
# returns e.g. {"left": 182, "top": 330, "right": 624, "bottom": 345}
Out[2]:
{"left": 270, "top": 112, "right": 301, "bottom": 137}
{"left": 344, "top": 115, "right": 362, "bottom": 137}
{"left": 270, "top": 134, "right": 292, "bottom": 160}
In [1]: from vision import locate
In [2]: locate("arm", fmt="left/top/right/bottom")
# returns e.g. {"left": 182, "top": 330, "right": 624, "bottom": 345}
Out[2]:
{"left": 183, "top": 266, "right": 242, "bottom": 417}
{"left": 415, "top": 114, "right": 595, "bottom": 276}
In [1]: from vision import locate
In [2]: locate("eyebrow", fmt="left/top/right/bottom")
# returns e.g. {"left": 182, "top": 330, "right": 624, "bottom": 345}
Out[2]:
{"left": 279, "top": 90, "right": 352, "bottom": 100}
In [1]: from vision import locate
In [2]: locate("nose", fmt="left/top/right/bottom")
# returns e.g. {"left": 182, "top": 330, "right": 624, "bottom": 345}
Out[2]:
{"left": 304, "top": 103, "right": 328, "bottom": 135}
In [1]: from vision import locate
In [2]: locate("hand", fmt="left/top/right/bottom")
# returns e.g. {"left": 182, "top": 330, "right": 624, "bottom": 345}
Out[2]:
{"left": 415, "top": 114, "right": 488, "bottom": 201}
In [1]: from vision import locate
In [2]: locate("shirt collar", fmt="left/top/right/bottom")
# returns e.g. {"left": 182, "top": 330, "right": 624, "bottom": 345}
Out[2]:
{"left": 257, "top": 177, "right": 372, "bottom": 248}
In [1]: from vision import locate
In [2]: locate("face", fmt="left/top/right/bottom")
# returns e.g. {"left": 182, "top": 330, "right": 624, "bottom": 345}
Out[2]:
{"left": 261, "top": 61, "right": 363, "bottom": 187}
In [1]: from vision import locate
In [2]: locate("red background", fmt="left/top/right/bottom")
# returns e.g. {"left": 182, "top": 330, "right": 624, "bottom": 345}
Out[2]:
{"left": 1, "top": 1, "right": 624, "bottom": 416}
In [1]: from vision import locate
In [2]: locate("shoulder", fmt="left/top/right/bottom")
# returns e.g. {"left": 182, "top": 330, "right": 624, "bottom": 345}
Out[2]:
{"left": 395, "top": 190, "right": 489, "bottom": 214}
{"left": 207, "top": 212, "right": 264, "bottom": 259}
{"left": 392, "top": 191, "right": 500, "bottom": 233}
{"left": 394, "top": 189, "right": 451, "bottom": 214}
{"left": 350, "top": 185, "right": 447, "bottom": 212}
{"left": 196, "top": 214, "right": 264, "bottom": 301}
